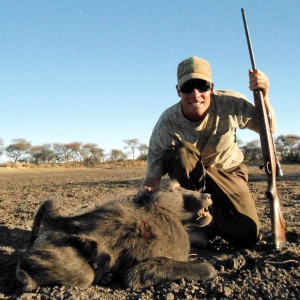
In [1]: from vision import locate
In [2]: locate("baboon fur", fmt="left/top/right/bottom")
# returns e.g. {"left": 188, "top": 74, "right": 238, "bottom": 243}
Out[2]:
{"left": 16, "top": 180, "right": 216, "bottom": 291}
{"left": 16, "top": 232, "right": 109, "bottom": 291}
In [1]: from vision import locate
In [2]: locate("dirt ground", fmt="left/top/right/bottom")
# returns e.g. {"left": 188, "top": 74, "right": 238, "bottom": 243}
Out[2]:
{"left": 0, "top": 164, "right": 299, "bottom": 300}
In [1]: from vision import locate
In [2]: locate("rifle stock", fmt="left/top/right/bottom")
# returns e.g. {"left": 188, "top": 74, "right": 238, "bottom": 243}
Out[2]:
{"left": 241, "top": 9, "right": 286, "bottom": 250}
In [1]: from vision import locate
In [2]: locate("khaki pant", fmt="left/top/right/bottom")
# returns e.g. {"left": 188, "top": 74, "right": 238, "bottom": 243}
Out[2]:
{"left": 163, "top": 140, "right": 260, "bottom": 248}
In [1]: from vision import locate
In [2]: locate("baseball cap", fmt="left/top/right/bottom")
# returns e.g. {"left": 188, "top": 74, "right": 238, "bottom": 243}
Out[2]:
{"left": 177, "top": 56, "right": 212, "bottom": 86}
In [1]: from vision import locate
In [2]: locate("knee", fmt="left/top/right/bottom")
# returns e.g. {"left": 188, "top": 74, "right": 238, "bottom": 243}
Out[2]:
{"left": 215, "top": 215, "right": 260, "bottom": 249}
{"left": 224, "top": 225, "right": 259, "bottom": 249}
{"left": 233, "top": 233, "right": 259, "bottom": 249}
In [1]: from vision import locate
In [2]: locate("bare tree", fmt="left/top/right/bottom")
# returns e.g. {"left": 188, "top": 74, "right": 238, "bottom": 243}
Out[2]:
{"left": 123, "top": 139, "right": 140, "bottom": 160}
{"left": 5, "top": 138, "right": 31, "bottom": 162}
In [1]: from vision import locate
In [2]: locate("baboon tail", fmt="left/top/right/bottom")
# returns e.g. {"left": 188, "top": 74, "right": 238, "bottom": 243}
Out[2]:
{"left": 125, "top": 257, "right": 217, "bottom": 290}
{"left": 30, "top": 200, "right": 58, "bottom": 244}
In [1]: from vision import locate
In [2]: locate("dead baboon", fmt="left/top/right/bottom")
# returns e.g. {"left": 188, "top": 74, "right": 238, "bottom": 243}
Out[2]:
{"left": 16, "top": 180, "right": 216, "bottom": 291}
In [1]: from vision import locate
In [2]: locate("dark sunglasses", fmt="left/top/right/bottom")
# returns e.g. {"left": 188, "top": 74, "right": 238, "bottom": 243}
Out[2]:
{"left": 179, "top": 79, "right": 212, "bottom": 94}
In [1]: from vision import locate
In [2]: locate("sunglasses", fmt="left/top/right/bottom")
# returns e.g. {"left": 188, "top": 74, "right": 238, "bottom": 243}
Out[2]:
{"left": 179, "top": 80, "right": 212, "bottom": 94}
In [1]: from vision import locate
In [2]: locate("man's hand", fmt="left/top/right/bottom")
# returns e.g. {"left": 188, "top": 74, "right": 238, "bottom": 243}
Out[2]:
{"left": 249, "top": 69, "right": 276, "bottom": 132}
{"left": 137, "top": 177, "right": 161, "bottom": 197}
{"left": 249, "top": 69, "right": 269, "bottom": 97}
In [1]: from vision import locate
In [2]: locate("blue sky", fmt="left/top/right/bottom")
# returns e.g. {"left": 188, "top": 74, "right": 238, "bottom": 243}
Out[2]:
{"left": 0, "top": 0, "right": 299, "bottom": 159}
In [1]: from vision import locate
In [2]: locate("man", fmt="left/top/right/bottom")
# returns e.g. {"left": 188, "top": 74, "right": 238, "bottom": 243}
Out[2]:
{"left": 139, "top": 56, "right": 274, "bottom": 249}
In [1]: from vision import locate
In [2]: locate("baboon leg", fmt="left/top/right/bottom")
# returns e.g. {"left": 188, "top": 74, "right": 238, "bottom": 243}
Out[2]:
{"left": 63, "top": 235, "right": 113, "bottom": 285}
{"left": 30, "top": 200, "right": 58, "bottom": 244}
{"left": 124, "top": 257, "right": 217, "bottom": 290}
{"left": 67, "top": 235, "right": 98, "bottom": 262}
{"left": 69, "top": 235, "right": 112, "bottom": 282}
{"left": 92, "top": 253, "right": 112, "bottom": 285}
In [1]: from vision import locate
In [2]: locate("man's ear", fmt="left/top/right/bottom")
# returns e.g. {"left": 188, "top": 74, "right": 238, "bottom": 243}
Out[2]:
{"left": 176, "top": 85, "right": 181, "bottom": 97}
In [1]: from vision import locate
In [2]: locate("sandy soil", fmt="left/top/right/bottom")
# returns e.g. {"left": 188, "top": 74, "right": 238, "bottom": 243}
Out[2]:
{"left": 0, "top": 164, "right": 299, "bottom": 299}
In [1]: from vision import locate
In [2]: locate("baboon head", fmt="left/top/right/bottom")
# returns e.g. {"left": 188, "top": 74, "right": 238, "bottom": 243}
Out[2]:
{"left": 134, "top": 181, "right": 213, "bottom": 227}
{"left": 151, "top": 180, "right": 213, "bottom": 227}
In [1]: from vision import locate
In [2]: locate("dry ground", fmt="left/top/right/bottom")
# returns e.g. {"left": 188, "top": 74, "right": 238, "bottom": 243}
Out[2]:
{"left": 0, "top": 164, "right": 299, "bottom": 299}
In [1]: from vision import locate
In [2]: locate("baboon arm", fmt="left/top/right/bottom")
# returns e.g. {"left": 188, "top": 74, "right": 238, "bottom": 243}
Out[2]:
{"left": 124, "top": 257, "right": 217, "bottom": 290}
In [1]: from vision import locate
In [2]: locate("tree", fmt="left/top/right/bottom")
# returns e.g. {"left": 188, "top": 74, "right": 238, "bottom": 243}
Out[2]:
{"left": 80, "top": 143, "right": 106, "bottom": 164}
{"left": 0, "top": 138, "right": 4, "bottom": 158}
{"left": 240, "top": 140, "right": 261, "bottom": 162}
{"left": 276, "top": 134, "right": 300, "bottom": 162}
{"left": 29, "top": 144, "right": 55, "bottom": 164}
{"left": 5, "top": 138, "right": 31, "bottom": 162}
{"left": 236, "top": 138, "right": 244, "bottom": 148}
{"left": 110, "top": 149, "right": 126, "bottom": 162}
{"left": 52, "top": 143, "right": 69, "bottom": 162}
{"left": 65, "top": 142, "right": 83, "bottom": 163}
{"left": 137, "top": 143, "right": 149, "bottom": 160}
{"left": 90, "top": 146, "right": 106, "bottom": 163}
{"left": 123, "top": 139, "right": 140, "bottom": 160}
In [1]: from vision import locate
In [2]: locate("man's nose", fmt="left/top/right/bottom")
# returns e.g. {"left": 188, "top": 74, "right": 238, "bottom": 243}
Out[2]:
{"left": 190, "top": 88, "right": 202, "bottom": 97}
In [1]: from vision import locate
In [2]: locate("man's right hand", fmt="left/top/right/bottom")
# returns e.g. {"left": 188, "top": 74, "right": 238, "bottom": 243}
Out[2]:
{"left": 137, "top": 177, "right": 161, "bottom": 197}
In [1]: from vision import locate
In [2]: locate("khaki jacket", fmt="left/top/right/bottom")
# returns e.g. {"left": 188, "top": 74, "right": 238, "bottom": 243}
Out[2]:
{"left": 146, "top": 90, "right": 260, "bottom": 178}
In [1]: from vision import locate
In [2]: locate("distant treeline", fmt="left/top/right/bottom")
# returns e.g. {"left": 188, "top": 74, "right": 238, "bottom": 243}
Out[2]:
{"left": 0, "top": 138, "right": 148, "bottom": 165}
{"left": 0, "top": 135, "right": 299, "bottom": 165}
{"left": 238, "top": 134, "right": 300, "bottom": 164}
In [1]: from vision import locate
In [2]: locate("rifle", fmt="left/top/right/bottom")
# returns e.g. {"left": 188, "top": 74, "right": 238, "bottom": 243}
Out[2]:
{"left": 241, "top": 8, "right": 286, "bottom": 250}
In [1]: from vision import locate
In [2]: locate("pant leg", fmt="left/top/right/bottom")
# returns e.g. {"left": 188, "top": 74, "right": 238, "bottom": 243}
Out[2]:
{"left": 205, "top": 164, "right": 260, "bottom": 248}
{"left": 162, "top": 142, "right": 260, "bottom": 248}
{"left": 162, "top": 140, "right": 205, "bottom": 191}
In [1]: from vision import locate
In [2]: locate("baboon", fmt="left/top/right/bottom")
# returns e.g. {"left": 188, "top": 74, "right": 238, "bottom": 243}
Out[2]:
{"left": 16, "top": 180, "right": 216, "bottom": 291}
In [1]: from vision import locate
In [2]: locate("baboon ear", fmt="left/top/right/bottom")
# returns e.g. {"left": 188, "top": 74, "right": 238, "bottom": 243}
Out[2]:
{"left": 68, "top": 235, "right": 98, "bottom": 259}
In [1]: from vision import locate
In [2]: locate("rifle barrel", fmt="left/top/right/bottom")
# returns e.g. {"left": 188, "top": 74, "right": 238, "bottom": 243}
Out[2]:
{"left": 241, "top": 8, "right": 256, "bottom": 71}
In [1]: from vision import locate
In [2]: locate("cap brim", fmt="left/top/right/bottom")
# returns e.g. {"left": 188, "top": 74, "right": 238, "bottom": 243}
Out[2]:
{"left": 178, "top": 73, "right": 212, "bottom": 86}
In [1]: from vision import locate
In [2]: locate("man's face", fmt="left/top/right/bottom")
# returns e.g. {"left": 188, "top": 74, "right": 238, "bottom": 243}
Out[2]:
{"left": 178, "top": 79, "right": 212, "bottom": 122}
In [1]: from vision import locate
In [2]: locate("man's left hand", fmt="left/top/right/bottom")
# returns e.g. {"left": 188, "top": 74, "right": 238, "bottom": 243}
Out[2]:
{"left": 249, "top": 69, "right": 269, "bottom": 97}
